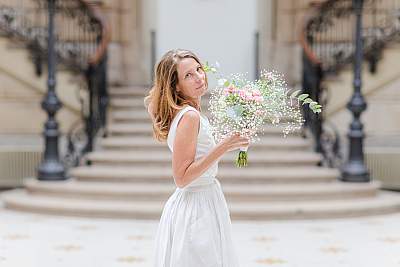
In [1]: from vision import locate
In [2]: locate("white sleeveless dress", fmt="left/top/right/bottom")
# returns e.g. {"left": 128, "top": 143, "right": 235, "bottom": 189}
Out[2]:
{"left": 153, "top": 105, "right": 240, "bottom": 267}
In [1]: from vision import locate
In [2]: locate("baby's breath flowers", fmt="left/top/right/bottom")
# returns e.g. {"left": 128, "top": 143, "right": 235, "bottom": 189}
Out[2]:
{"left": 204, "top": 62, "right": 322, "bottom": 167}
{"left": 209, "top": 74, "right": 265, "bottom": 167}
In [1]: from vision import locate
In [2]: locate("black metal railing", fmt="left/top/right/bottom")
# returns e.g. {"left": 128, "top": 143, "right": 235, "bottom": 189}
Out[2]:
{"left": 0, "top": 0, "right": 110, "bottom": 170}
{"left": 300, "top": 0, "right": 400, "bottom": 167}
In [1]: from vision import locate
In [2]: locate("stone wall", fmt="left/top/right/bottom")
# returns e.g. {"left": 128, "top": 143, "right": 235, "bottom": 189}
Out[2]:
{"left": 258, "top": 0, "right": 322, "bottom": 86}
{"left": 102, "top": 0, "right": 319, "bottom": 86}
{"left": 100, "top": 0, "right": 154, "bottom": 86}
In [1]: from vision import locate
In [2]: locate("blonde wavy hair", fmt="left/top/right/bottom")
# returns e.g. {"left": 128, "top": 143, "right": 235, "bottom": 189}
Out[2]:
{"left": 144, "top": 49, "right": 208, "bottom": 142}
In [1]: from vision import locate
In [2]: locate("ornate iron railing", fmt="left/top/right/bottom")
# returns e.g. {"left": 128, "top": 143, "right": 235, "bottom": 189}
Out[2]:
{"left": 300, "top": 0, "right": 400, "bottom": 167}
{"left": 0, "top": 0, "right": 110, "bottom": 169}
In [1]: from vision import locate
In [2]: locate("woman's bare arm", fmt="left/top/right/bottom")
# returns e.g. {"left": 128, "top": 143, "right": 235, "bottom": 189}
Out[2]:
{"left": 172, "top": 111, "right": 226, "bottom": 188}
{"left": 172, "top": 111, "right": 248, "bottom": 188}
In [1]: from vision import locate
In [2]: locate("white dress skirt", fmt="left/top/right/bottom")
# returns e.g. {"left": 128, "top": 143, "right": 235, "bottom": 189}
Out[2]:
{"left": 153, "top": 106, "right": 240, "bottom": 267}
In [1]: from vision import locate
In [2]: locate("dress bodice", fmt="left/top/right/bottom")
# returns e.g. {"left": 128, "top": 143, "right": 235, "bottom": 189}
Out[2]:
{"left": 167, "top": 105, "right": 218, "bottom": 187}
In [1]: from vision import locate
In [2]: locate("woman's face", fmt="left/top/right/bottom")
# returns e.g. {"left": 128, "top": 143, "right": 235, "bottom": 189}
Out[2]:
{"left": 176, "top": 57, "right": 207, "bottom": 99}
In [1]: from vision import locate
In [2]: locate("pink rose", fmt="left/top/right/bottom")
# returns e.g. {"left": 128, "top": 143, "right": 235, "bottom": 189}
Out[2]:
{"left": 243, "top": 85, "right": 251, "bottom": 91}
{"left": 254, "top": 96, "right": 263, "bottom": 102}
{"left": 245, "top": 95, "right": 254, "bottom": 101}
{"left": 252, "top": 90, "right": 261, "bottom": 97}
{"left": 223, "top": 87, "right": 231, "bottom": 95}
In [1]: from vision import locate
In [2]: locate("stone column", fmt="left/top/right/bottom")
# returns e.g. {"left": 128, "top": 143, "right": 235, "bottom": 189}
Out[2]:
{"left": 258, "top": 0, "right": 319, "bottom": 86}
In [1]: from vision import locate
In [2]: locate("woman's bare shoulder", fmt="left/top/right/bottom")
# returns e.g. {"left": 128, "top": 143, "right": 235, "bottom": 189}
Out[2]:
{"left": 176, "top": 109, "right": 200, "bottom": 134}
{"left": 179, "top": 110, "right": 200, "bottom": 125}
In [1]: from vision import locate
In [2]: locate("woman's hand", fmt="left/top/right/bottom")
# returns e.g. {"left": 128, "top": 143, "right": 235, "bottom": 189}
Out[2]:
{"left": 219, "top": 132, "right": 250, "bottom": 152}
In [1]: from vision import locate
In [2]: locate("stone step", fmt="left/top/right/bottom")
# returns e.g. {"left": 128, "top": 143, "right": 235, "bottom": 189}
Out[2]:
{"left": 100, "top": 136, "right": 312, "bottom": 151}
{"left": 110, "top": 98, "right": 210, "bottom": 111}
{"left": 85, "top": 150, "right": 322, "bottom": 167}
{"left": 111, "top": 110, "right": 153, "bottom": 123}
{"left": 109, "top": 86, "right": 149, "bottom": 97}
{"left": 3, "top": 188, "right": 400, "bottom": 220}
{"left": 111, "top": 109, "right": 212, "bottom": 123}
{"left": 107, "top": 123, "right": 303, "bottom": 137}
{"left": 109, "top": 98, "right": 301, "bottom": 123}
{"left": 111, "top": 109, "right": 209, "bottom": 121}
{"left": 109, "top": 86, "right": 211, "bottom": 98}
{"left": 23, "top": 177, "right": 381, "bottom": 202}
{"left": 230, "top": 191, "right": 400, "bottom": 220}
{"left": 110, "top": 98, "right": 147, "bottom": 110}
{"left": 111, "top": 109, "right": 299, "bottom": 124}
{"left": 70, "top": 165, "right": 339, "bottom": 184}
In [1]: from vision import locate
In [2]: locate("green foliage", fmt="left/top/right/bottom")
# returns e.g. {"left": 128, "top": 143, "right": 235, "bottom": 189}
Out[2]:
{"left": 236, "top": 150, "right": 248, "bottom": 167}
{"left": 203, "top": 61, "right": 217, "bottom": 73}
{"left": 289, "top": 90, "right": 322, "bottom": 114}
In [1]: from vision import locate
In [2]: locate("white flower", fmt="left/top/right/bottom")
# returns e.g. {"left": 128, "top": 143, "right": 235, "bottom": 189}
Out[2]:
{"left": 218, "top": 78, "right": 227, "bottom": 87}
{"left": 208, "top": 68, "right": 306, "bottom": 145}
{"left": 226, "top": 106, "right": 243, "bottom": 122}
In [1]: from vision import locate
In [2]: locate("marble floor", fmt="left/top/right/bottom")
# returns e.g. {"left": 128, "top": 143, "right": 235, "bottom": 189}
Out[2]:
{"left": 0, "top": 205, "right": 400, "bottom": 267}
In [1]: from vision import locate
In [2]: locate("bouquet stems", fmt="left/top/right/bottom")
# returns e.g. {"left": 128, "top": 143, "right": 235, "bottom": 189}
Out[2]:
{"left": 236, "top": 146, "right": 248, "bottom": 168}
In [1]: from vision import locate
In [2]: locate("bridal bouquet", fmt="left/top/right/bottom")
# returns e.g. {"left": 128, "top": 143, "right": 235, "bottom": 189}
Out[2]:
{"left": 208, "top": 75, "right": 266, "bottom": 167}
{"left": 204, "top": 62, "right": 321, "bottom": 167}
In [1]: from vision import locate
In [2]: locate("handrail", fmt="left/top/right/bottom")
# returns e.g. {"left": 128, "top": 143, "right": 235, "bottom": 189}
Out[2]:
{"left": 299, "top": 0, "right": 400, "bottom": 166}
{"left": 81, "top": 0, "right": 111, "bottom": 66}
{"left": 299, "top": 0, "right": 354, "bottom": 164}
{"left": 301, "top": 0, "right": 400, "bottom": 73}
{"left": 299, "top": 0, "right": 354, "bottom": 70}
{"left": 0, "top": 0, "right": 111, "bottom": 70}
{"left": 0, "top": 0, "right": 111, "bottom": 168}
{"left": 299, "top": 1, "right": 324, "bottom": 66}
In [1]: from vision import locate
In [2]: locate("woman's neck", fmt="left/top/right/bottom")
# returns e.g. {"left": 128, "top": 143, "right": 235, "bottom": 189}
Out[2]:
{"left": 188, "top": 97, "right": 201, "bottom": 112}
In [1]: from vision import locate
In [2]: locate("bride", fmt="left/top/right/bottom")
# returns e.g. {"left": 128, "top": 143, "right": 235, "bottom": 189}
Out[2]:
{"left": 145, "top": 49, "right": 248, "bottom": 266}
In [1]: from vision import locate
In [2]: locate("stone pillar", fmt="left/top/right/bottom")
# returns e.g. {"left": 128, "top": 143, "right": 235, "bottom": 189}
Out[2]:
{"left": 99, "top": 0, "right": 152, "bottom": 86}
{"left": 258, "top": 0, "right": 318, "bottom": 86}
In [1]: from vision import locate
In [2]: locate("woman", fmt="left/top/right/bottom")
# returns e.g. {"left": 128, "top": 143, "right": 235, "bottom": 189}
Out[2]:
{"left": 145, "top": 49, "right": 248, "bottom": 266}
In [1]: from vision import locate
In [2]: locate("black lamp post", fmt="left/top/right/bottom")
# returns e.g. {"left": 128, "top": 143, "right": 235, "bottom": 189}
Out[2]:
{"left": 340, "top": 0, "right": 370, "bottom": 182}
{"left": 37, "top": 0, "right": 66, "bottom": 180}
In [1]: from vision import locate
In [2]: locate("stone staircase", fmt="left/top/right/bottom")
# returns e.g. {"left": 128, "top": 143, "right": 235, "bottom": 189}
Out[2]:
{"left": 2, "top": 86, "right": 400, "bottom": 220}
